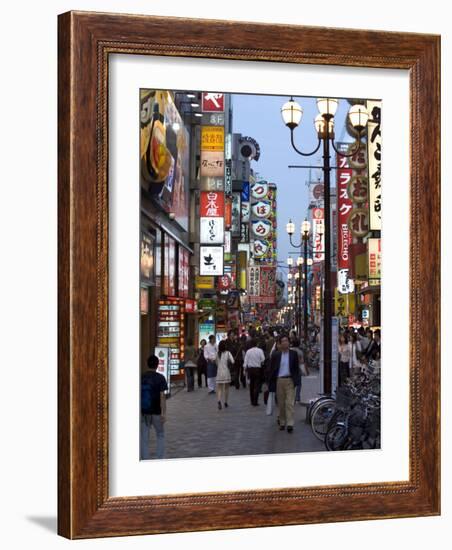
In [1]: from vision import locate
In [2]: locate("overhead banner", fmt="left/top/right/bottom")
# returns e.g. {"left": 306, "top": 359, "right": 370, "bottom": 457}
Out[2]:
{"left": 367, "top": 100, "right": 382, "bottom": 230}
{"left": 199, "top": 246, "right": 224, "bottom": 276}
{"left": 368, "top": 237, "right": 381, "bottom": 286}
{"left": 312, "top": 207, "right": 324, "bottom": 262}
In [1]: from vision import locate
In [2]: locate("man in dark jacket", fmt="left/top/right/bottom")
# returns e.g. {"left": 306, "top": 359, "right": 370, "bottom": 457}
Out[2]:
{"left": 225, "top": 329, "right": 240, "bottom": 389}
{"left": 269, "top": 334, "right": 301, "bottom": 432}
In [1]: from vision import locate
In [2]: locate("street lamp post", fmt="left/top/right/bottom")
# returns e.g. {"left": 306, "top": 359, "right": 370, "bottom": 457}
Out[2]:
{"left": 301, "top": 220, "right": 311, "bottom": 347}
{"left": 286, "top": 220, "right": 314, "bottom": 351}
{"left": 281, "top": 97, "right": 369, "bottom": 394}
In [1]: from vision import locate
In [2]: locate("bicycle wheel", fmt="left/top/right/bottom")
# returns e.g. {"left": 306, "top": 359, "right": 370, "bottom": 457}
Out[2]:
{"left": 307, "top": 395, "right": 332, "bottom": 424}
{"left": 325, "top": 424, "right": 348, "bottom": 451}
{"left": 310, "top": 399, "right": 336, "bottom": 440}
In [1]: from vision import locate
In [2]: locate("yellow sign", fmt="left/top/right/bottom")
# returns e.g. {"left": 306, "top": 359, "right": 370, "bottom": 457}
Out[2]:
{"left": 368, "top": 238, "right": 381, "bottom": 284}
{"left": 201, "top": 126, "right": 225, "bottom": 152}
{"left": 334, "top": 289, "right": 356, "bottom": 317}
{"left": 195, "top": 275, "right": 215, "bottom": 289}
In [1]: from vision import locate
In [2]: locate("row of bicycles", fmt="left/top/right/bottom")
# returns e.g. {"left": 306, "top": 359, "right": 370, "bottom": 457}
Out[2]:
{"left": 306, "top": 364, "right": 381, "bottom": 451}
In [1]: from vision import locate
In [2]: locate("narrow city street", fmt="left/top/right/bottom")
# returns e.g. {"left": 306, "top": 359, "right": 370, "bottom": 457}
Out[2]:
{"left": 139, "top": 89, "right": 382, "bottom": 461}
{"left": 162, "top": 369, "right": 324, "bottom": 459}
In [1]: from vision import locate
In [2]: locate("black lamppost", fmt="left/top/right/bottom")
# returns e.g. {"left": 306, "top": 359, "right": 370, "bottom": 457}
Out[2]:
{"left": 286, "top": 258, "right": 299, "bottom": 335}
{"left": 281, "top": 97, "right": 369, "bottom": 394}
{"left": 286, "top": 220, "right": 314, "bottom": 349}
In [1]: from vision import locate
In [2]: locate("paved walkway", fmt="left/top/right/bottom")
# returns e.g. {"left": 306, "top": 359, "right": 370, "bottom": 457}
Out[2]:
{"left": 158, "top": 369, "right": 325, "bottom": 460}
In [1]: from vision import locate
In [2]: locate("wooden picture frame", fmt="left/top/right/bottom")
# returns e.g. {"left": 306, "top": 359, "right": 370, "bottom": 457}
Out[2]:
{"left": 58, "top": 11, "right": 440, "bottom": 539}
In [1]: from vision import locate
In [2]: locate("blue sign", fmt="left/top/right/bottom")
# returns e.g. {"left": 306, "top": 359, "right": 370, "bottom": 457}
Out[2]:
{"left": 241, "top": 181, "right": 250, "bottom": 202}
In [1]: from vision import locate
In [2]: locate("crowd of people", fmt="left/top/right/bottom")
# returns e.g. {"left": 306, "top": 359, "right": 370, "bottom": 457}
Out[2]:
{"left": 140, "top": 324, "right": 381, "bottom": 459}
{"left": 338, "top": 326, "right": 381, "bottom": 385}
{"left": 195, "top": 328, "right": 309, "bottom": 410}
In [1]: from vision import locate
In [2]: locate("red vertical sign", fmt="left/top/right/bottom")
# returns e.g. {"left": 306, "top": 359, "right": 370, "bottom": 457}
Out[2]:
{"left": 200, "top": 191, "right": 225, "bottom": 218}
{"left": 201, "top": 92, "right": 225, "bottom": 112}
{"left": 178, "top": 247, "right": 190, "bottom": 298}
{"left": 336, "top": 144, "right": 353, "bottom": 271}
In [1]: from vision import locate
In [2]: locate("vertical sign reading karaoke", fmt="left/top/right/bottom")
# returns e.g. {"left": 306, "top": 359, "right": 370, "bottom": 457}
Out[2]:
{"left": 367, "top": 100, "right": 382, "bottom": 231}
{"left": 336, "top": 143, "right": 353, "bottom": 294}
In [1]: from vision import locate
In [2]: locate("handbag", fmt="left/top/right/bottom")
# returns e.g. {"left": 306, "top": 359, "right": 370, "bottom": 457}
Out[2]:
{"left": 266, "top": 392, "right": 274, "bottom": 415}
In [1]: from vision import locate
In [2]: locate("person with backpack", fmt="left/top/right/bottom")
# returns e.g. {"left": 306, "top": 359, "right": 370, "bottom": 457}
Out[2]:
{"left": 140, "top": 354, "right": 168, "bottom": 460}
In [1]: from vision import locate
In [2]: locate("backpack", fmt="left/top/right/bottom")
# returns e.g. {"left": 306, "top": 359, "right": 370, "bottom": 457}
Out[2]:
{"left": 141, "top": 375, "right": 154, "bottom": 414}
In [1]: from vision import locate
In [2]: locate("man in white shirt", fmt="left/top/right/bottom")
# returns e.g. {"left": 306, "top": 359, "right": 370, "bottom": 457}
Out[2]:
{"left": 269, "top": 335, "right": 301, "bottom": 432}
{"left": 243, "top": 340, "right": 266, "bottom": 406}
{"left": 203, "top": 334, "right": 218, "bottom": 394}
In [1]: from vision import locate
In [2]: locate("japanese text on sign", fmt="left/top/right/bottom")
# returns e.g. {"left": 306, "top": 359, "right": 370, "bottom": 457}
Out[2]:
{"left": 200, "top": 191, "right": 225, "bottom": 217}
{"left": 367, "top": 100, "right": 382, "bottom": 230}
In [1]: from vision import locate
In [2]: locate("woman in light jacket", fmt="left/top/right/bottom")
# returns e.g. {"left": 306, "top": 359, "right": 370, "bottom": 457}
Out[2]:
{"left": 215, "top": 340, "right": 234, "bottom": 410}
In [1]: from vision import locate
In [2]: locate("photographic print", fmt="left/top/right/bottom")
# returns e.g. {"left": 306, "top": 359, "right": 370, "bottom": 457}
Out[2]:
{"left": 139, "top": 89, "right": 381, "bottom": 460}
{"left": 58, "top": 12, "right": 439, "bottom": 538}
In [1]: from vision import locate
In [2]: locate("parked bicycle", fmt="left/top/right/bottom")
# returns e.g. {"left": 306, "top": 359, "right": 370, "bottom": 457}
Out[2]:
{"left": 324, "top": 372, "right": 381, "bottom": 451}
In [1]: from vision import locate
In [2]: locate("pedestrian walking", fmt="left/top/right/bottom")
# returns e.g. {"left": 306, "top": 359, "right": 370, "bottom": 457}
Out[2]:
{"left": 243, "top": 338, "right": 266, "bottom": 406}
{"left": 358, "top": 327, "right": 373, "bottom": 359}
{"left": 237, "top": 334, "right": 248, "bottom": 388}
{"left": 140, "top": 354, "right": 168, "bottom": 460}
{"left": 225, "top": 329, "right": 240, "bottom": 389}
{"left": 290, "top": 336, "right": 306, "bottom": 404}
{"left": 184, "top": 339, "right": 198, "bottom": 391}
{"left": 350, "top": 331, "right": 363, "bottom": 376}
{"left": 365, "top": 329, "right": 381, "bottom": 361}
{"left": 196, "top": 339, "right": 208, "bottom": 388}
{"left": 338, "top": 334, "right": 352, "bottom": 386}
{"left": 269, "top": 334, "right": 301, "bottom": 432}
{"left": 203, "top": 334, "right": 218, "bottom": 394}
{"left": 216, "top": 340, "right": 234, "bottom": 409}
